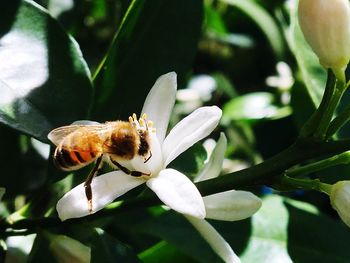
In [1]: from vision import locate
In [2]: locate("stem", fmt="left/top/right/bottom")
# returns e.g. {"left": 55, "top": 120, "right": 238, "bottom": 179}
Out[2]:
{"left": 4, "top": 139, "right": 350, "bottom": 231}
{"left": 286, "top": 150, "right": 350, "bottom": 178}
{"left": 326, "top": 81, "right": 350, "bottom": 138}
{"left": 300, "top": 70, "right": 336, "bottom": 138}
{"left": 196, "top": 138, "right": 350, "bottom": 195}
{"left": 281, "top": 175, "right": 332, "bottom": 194}
{"left": 313, "top": 78, "right": 346, "bottom": 139}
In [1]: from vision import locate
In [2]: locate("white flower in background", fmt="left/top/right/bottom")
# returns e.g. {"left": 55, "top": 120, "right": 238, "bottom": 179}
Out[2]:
{"left": 265, "top": 62, "right": 294, "bottom": 91}
{"left": 186, "top": 133, "right": 262, "bottom": 263}
{"left": 266, "top": 62, "right": 293, "bottom": 105}
{"left": 298, "top": 0, "right": 350, "bottom": 80}
{"left": 49, "top": 235, "right": 91, "bottom": 263}
{"left": 330, "top": 181, "right": 350, "bottom": 228}
{"left": 56, "top": 72, "right": 222, "bottom": 221}
{"left": 176, "top": 74, "right": 217, "bottom": 114}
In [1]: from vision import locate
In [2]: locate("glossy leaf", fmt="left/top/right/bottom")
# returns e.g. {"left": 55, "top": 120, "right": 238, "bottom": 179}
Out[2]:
{"left": 139, "top": 241, "right": 195, "bottom": 263}
{"left": 240, "top": 195, "right": 292, "bottom": 262}
{"left": 142, "top": 211, "right": 227, "bottom": 263}
{"left": 241, "top": 195, "right": 350, "bottom": 262}
{"left": 221, "top": 0, "right": 284, "bottom": 57}
{"left": 92, "top": 0, "right": 203, "bottom": 121}
{"left": 0, "top": 0, "right": 93, "bottom": 142}
{"left": 286, "top": 200, "right": 350, "bottom": 263}
{"left": 169, "top": 143, "right": 207, "bottom": 179}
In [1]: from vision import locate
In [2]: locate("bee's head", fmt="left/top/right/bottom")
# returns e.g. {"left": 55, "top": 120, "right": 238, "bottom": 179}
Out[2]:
{"left": 129, "top": 113, "right": 154, "bottom": 157}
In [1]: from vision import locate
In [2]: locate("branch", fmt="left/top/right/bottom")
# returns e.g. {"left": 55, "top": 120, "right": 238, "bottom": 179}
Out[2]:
{"left": 4, "top": 138, "right": 350, "bottom": 232}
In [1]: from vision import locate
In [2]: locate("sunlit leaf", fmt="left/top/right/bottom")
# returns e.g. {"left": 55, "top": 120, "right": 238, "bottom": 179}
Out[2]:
{"left": 0, "top": 0, "right": 93, "bottom": 142}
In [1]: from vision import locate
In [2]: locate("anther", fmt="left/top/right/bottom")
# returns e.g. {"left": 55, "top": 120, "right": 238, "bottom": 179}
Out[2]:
{"left": 139, "top": 118, "right": 145, "bottom": 126}
{"left": 128, "top": 116, "right": 133, "bottom": 123}
{"left": 142, "top": 113, "right": 147, "bottom": 120}
{"left": 152, "top": 128, "right": 156, "bottom": 133}
{"left": 132, "top": 113, "right": 137, "bottom": 121}
{"left": 148, "top": 121, "right": 153, "bottom": 128}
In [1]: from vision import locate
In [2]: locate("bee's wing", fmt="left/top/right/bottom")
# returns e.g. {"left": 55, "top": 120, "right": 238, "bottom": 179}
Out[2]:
{"left": 47, "top": 123, "right": 115, "bottom": 147}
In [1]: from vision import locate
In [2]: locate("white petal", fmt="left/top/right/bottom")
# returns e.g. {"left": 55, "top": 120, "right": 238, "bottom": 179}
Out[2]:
{"left": 162, "top": 106, "right": 222, "bottom": 167}
{"left": 204, "top": 190, "right": 262, "bottom": 221}
{"left": 195, "top": 132, "right": 227, "bottom": 182}
{"left": 146, "top": 168, "right": 205, "bottom": 219}
{"left": 56, "top": 171, "right": 145, "bottom": 221}
{"left": 185, "top": 216, "right": 241, "bottom": 263}
{"left": 141, "top": 72, "right": 177, "bottom": 143}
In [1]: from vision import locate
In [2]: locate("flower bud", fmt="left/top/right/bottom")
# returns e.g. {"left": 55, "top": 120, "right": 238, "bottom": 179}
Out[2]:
{"left": 49, "top": 235, "right": 91, "bottom": 263}
{"left": 330, "top": 181, "right": 350, "bottom": 227}
{"left": 298, "top": 0, "right": 350, "bottom": 75}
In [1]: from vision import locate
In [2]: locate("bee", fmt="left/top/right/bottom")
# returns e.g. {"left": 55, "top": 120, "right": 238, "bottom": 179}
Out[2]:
{"left": 48, "top": 114, "right": 153, "bottom": 212}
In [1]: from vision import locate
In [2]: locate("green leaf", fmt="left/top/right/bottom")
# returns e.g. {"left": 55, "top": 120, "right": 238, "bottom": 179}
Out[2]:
{"left": 240, "top": 195, "right": 291, "bottom": 262}
{"left": 0, "top": 0, "right": 93, "bottom": 142}
{"left": 241, "top": 195, "right": 350, "bottom": 263}
{"left": 89, "top": 229, "right": 141, "bottom": 263}
{"left": 223, "top": 92, "right": 291, "bottom": 123}
{"left": 204, "top": 4, "right": 227, "bottom": 35}
{"left": 220, "top": 0, "right": 284, "bottom": 57}
{"left": 287, "top": 0, "right": 326, "bottom": 109}
{"left": 0, "top": 127, "right": 48, "bottom": 196}
{"left": 169, "top": 143, "right": 207, "bottom": 179}
{"left": 92, "top": 0, "right": 203, "bottom": 121}
{"left": 142, "top": 212, "right": 227, "bottom": 263}
{"left": 139, "top": 241, "right": 196, "bottom": 263}
{"left": 286, "top": 199, "right": 350, "bottom": 263}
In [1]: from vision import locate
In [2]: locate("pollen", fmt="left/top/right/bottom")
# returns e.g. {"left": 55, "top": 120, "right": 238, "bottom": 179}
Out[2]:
{"left": 139, "top": 118, "right": 145, "bottom": 126}
{"left": 128, "top": 112, "right": 154, "bottom": 134}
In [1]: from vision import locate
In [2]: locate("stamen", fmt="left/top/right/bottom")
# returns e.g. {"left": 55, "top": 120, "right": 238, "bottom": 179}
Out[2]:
{"left": 152, "top": 128, "right": 156, "bottom": 133}
{"left": 142, "top": 113, "right": 147, "bottom": 120}
{"left": 148, "top": 121, "right": 153, "bottom": 128}
{"left": 132, "top": 113, "right": 137, "bottom": 121}
{"left": 128, "top": 116, "right": 133, "bottom": 123}
{"left": 139, "top": 118, "right": 145, "bottom": 126}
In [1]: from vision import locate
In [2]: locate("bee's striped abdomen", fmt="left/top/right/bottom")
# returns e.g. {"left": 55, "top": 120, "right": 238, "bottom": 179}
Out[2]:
{"left": 54, "top": 145, "right": 98, "bottom": 171}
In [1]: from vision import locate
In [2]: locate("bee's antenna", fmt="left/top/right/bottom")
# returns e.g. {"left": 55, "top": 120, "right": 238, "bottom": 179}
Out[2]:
{"left": 144, "top": 151, "right": 152, "bottom": 163}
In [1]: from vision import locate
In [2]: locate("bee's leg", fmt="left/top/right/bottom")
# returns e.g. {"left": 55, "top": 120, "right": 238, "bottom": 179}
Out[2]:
{"left": 110, "top": 158, "right": 150, "bottom": 177}
{"left": 84, "top": 155, "right": 103, "bottom": 213}
{"left": 144, "top": 151, "right": 152, "bottom": 163}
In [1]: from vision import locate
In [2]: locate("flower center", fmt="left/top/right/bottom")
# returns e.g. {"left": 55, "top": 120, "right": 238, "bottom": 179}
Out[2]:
{"left": 128, "top": 113, "right": 163, "bottom": 177}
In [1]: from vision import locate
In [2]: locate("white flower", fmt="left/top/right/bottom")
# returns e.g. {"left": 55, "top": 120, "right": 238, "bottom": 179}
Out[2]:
{"left": 330, "top": 180, "right": 350, "bottom": 228}
{"left": 265, "top": 62, "right": 294, "bottom": 91}
{"left": 56, "top": 72, "right": 222, "bottom": 221}
{"left": 175, "top": 74, "right": 217, "bottom": 115}
{"left": 298, "top": 0, "right": 350, "bottom": 79}
{"left": 185, "top": 133, "right": 262, "bottom": 263}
